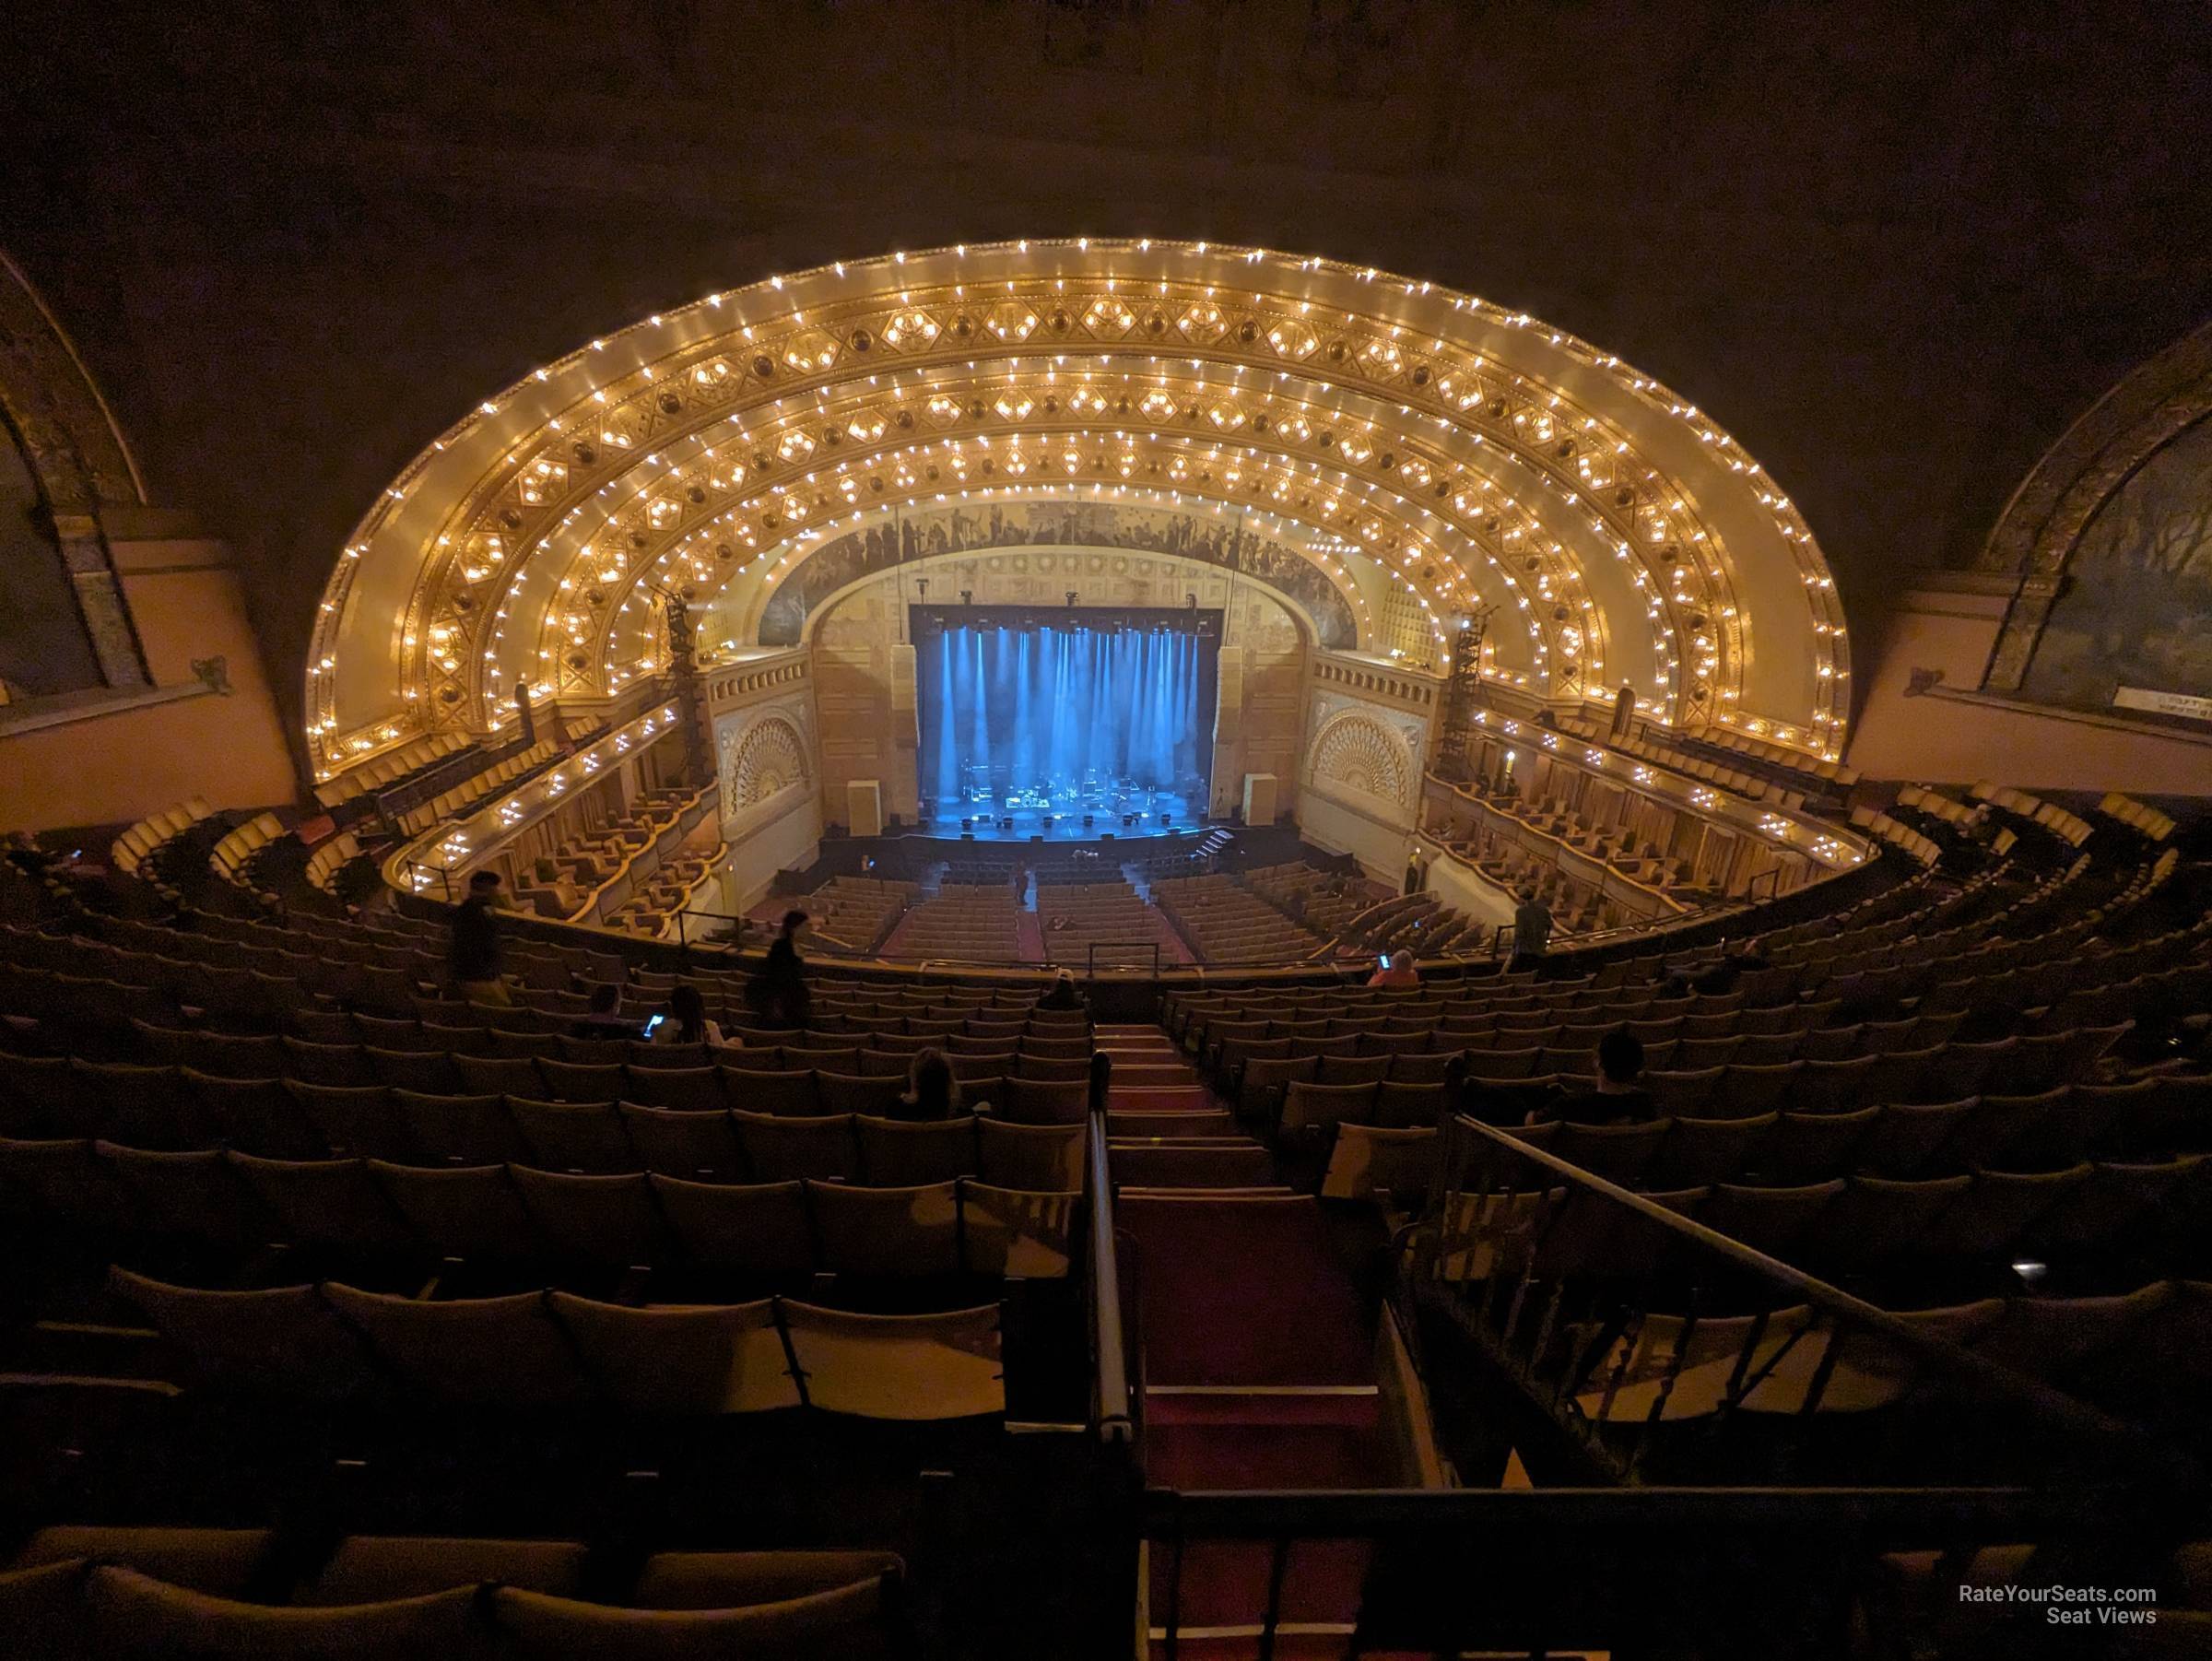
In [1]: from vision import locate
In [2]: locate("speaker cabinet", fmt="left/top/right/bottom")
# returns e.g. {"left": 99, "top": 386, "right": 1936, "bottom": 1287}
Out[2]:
{"left": 1242, "top": 772, "right": 1278, "bottom": 827}
{"left": 846, "top": 780, "right": 884, "bottom": 839}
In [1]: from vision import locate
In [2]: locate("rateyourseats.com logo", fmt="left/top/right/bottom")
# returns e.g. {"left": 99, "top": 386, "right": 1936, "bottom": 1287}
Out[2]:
{"left": 1959, "top": 1584, "right": 2159, "bottom": 1628}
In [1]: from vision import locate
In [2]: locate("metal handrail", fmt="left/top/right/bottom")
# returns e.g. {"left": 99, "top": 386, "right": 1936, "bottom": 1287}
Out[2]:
{"left": 1087, "top": 1092, "right": 1131, "bottom": 1443}
{"left": 1436, "top": 1114, "right": 2177, "bottom": 1471}
{"left": 1144, "top": 1482, "right": 2145, "bottom": 1536}
{"left": 1083, "top": 939, "right": 1161, "bottom": 980}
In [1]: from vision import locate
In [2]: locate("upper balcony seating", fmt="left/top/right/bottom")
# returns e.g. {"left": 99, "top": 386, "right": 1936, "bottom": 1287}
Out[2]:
{"left": 312, "top": 732, "right": 475, "bottom": 811}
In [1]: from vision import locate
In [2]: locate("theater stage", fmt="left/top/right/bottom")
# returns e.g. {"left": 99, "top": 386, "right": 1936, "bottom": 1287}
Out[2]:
{"left": 914, "top": 789, "right": 1205, "bottom": 842}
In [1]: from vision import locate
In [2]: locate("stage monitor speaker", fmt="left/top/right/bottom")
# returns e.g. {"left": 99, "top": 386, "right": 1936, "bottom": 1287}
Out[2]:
{"left": 999, "top": 816, "right": 1015, "bottom": 831}
{"left": 1029, "top": 833, "right": 1045, "bottom": 843}
{"left": 1100, "top": 832, "right": 1114, "bottom": 842}
{"left": 847, "top": 780, "right": 885, "bottom": 839}
{"left": 960, "top": 832, "right": 975, "bottom": 842}
{"left": 1242, "top": 772, "right": 1279, "bottom": 828}
{"left": 1122, "top": 813, "right": 1136, "bottom": 828}
{"left": 960, "top": 818, "right": 973, "bottom": 832}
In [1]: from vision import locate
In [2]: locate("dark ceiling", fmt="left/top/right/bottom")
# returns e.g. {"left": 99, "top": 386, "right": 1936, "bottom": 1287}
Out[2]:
{"left": 6, "top": 0, "right": 2208, "bottom": 737}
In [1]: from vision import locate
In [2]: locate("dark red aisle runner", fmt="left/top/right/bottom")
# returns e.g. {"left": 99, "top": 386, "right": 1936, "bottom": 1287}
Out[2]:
{"left": 1121, "top": 1192, "right": 1385, "bottom": 1659}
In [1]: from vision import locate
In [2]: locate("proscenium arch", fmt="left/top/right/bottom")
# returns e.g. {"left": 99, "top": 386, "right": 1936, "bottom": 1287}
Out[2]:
{"left": 742, "top": 501, "right": 1368, "bottom": 653}
{"left": 308, "top": 240, "right": 1852, "bottom": 781}
{"left": 781, "top": 539, "right": 1347, "bottom": 659}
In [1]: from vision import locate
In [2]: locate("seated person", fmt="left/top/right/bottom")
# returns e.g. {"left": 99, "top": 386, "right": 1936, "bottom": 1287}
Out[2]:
{"left": 569, "top": 982, "right": 640, "bottom": 1039}
{"left": 896, "top": 1047, "right": 963, "bottom": 1122}
{"left": 1532, "top": 1030, "right": 1657, "bottom": 1126}
{"left": 1692, "top": 937, "right": 1771, "bottom": 996}
{"left": 651, "top": 982, "right": 729, "bottom": 1048}
{"left": 1369, "top": 951, "right": 1420, "bottom": 989}
{"left": 1038, "top": 967, "right": 1086, "bottom": 1011}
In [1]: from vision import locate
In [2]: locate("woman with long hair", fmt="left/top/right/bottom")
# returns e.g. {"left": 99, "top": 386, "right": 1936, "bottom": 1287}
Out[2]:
{"left": 900, "top": 1047, "right": 961, "bottom": 1121}
{"left": 654, "top": 982, "right": 725, "bottom": 1047}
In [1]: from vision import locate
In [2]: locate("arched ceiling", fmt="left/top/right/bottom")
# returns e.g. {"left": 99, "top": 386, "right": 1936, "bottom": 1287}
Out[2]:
{"left": 309, "top": 240, "right": 1849, "bottom": 780}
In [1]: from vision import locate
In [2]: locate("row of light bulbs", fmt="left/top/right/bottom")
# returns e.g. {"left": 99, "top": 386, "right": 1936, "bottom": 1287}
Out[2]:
{"left": 311, "top": 241, "right": 1845, "bottom": 774}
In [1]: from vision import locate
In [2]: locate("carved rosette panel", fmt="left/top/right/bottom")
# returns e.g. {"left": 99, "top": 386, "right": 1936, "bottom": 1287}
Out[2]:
{"left": 1308, "top": 710, "right": 1415, "bottom": 810}
{"left": 717, "top": 707, "right": 813, "bottom": 822}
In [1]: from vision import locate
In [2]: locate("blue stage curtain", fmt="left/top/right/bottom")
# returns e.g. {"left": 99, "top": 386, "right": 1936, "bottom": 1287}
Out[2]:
{"left": 918, "top": 618, "right": 1214, "bottom": 804}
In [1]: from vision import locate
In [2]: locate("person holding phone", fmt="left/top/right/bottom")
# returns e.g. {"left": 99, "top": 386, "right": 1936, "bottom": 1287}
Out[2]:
{"left": 1369, "top": 950, "right": 1420, "bottom": 988}
{"left": 650, "top": 983, "right": 726, "bottom": 1047}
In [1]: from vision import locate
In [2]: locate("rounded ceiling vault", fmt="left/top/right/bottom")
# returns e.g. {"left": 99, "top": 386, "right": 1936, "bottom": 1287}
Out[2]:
{"left": 308, "top": 239, "right": 1849, "bottom": 780}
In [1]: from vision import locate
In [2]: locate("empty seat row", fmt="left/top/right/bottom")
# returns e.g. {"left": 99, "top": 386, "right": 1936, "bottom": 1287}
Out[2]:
{"left": 3, "top": 1526, "right": 902, "bottom": 1661}
{"left": 114, "top": 1269, "right": 1009, "bottom": 1417}
{"left": 1441, "top": 1151, "right": 2208, "bottom": 1273}
{"left": 1497, "top": 1084, "right": 2212, "bottom": 1187}
{"left": 0, "top": 1053, "right": 1094, "bottom": 1144}
{"left": 2, "top": 1090, "right": 1082, "bottom": 1184}
{"left": 9, "top": 1150, "right": 1078, "bottom": 1285}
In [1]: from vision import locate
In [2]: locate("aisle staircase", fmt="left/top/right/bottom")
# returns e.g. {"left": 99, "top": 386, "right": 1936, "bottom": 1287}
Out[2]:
{"left": 1100, "top": 1020, "right": 1392, "bottom": 1657}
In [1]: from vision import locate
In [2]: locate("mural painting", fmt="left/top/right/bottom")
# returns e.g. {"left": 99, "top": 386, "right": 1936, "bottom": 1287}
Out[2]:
{"left": 2019, "top": 416, "right": 2212, "bottom": 726}
{"left": 755, "top": 500, "right": 1359, "bottom": 649}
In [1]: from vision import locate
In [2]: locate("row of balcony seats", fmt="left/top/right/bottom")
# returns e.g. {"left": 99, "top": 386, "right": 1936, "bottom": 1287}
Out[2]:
{"left": 0, "top": 1068, "right": 1088, "bottom": 1178}
{"left": 1850, "top": 804, "right": 1946, "bottom": 866}
{"left": 1955, "top": 783, "right": 2095, "bottom": 848}
{"left": 1485, "top": 1071, "right": 2210, "bottom": 1188}
{"left": 3, "top": 1045, "right": 1094, "bottom": 1132}
{"left": 1439, "top": 820, "right": 1619, "bottom": 925}
{"left": 302, "top": 828, "right": 369, "bottom": 899}
{"left": 1602, "top": 719, "right": 1856, "bottom": 807}
{"left": 107, "top": 1272, "right": 1009, "bottom": 1423}
{"left": 6, "top": 1145, "right": 1079, "bottom": 1293}
{"left": 388, "top": 736, "right": 563, "bottom": 840}
{"left": 1171, "top": 850, "right": 2189, "bottom": 1059}
{"left": 1356, "top": 891, "right": 1478, "bottom": 958}
{"left": 1188, "top": 958, "right": 2194, "bottom": 1089}
{"left": 508, "top": 784, "right": 703, "bottom": 916}
{"left": 2099, "top": 790, "right": 2180, "bottom": 842}
{"left": 1151, "top": 872, "right": 1323, "bottom": 962}
{"left": 312, "top": 731, "right": 476, "bottom": 809}
{"left": 206, "top": 810, "right": 289, "bottom": 901}
{"left": 0, "top": 1526, "right": 909, "bottom": 1661}
{"left": 1555, "top": 1281, "right": 2212, "bottom": 1431}
{"left": 108, "top": 796, "right": 216, "bottom": 886}
{"left": 605, "top": 839, "right": 725, "bottom": 939}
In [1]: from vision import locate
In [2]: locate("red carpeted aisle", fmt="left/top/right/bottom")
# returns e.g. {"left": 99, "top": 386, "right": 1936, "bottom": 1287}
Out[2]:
{"left": 1110, "top": 1023, "right": 1389, "bottom": 1659}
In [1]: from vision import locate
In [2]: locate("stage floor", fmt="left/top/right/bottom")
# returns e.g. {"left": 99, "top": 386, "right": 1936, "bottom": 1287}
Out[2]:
{"left": 917, "top": 790, "right": 1204, "bottom": 842}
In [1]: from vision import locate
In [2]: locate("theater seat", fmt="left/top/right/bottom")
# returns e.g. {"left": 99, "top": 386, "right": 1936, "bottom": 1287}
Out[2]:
{"left": 0, "top": 1559, "right": 88, "bottom": 1659}
{"left": 320, "top": 1285, "right": 592, "bottom": 1408}
{"left": 492, "top": 1575, "right": 888, "bottom": 1661}
{"left": 11, "top": 1526, "right": 274, "bottom": 1597}
{"left": 87, "top": 1567, "right": 488, "bottom": 1661}
{"left": 631, "top": 1549, "right": 902, "bottom": 1609}
{"left": 781, "top": 1301, "right": 1004, "bottom": 1419}
{"left": 110, "top": 1269, "right": 379, "bottom": 1404}
{"left": 547, "top": 1293, "right": 798, "bottom": 1415}
{"left": 298, "top": 1536, "right": 586, "bottom": 1604}
{"left": 959, "top": 1184, "right": 1077, "bottom": 1277}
